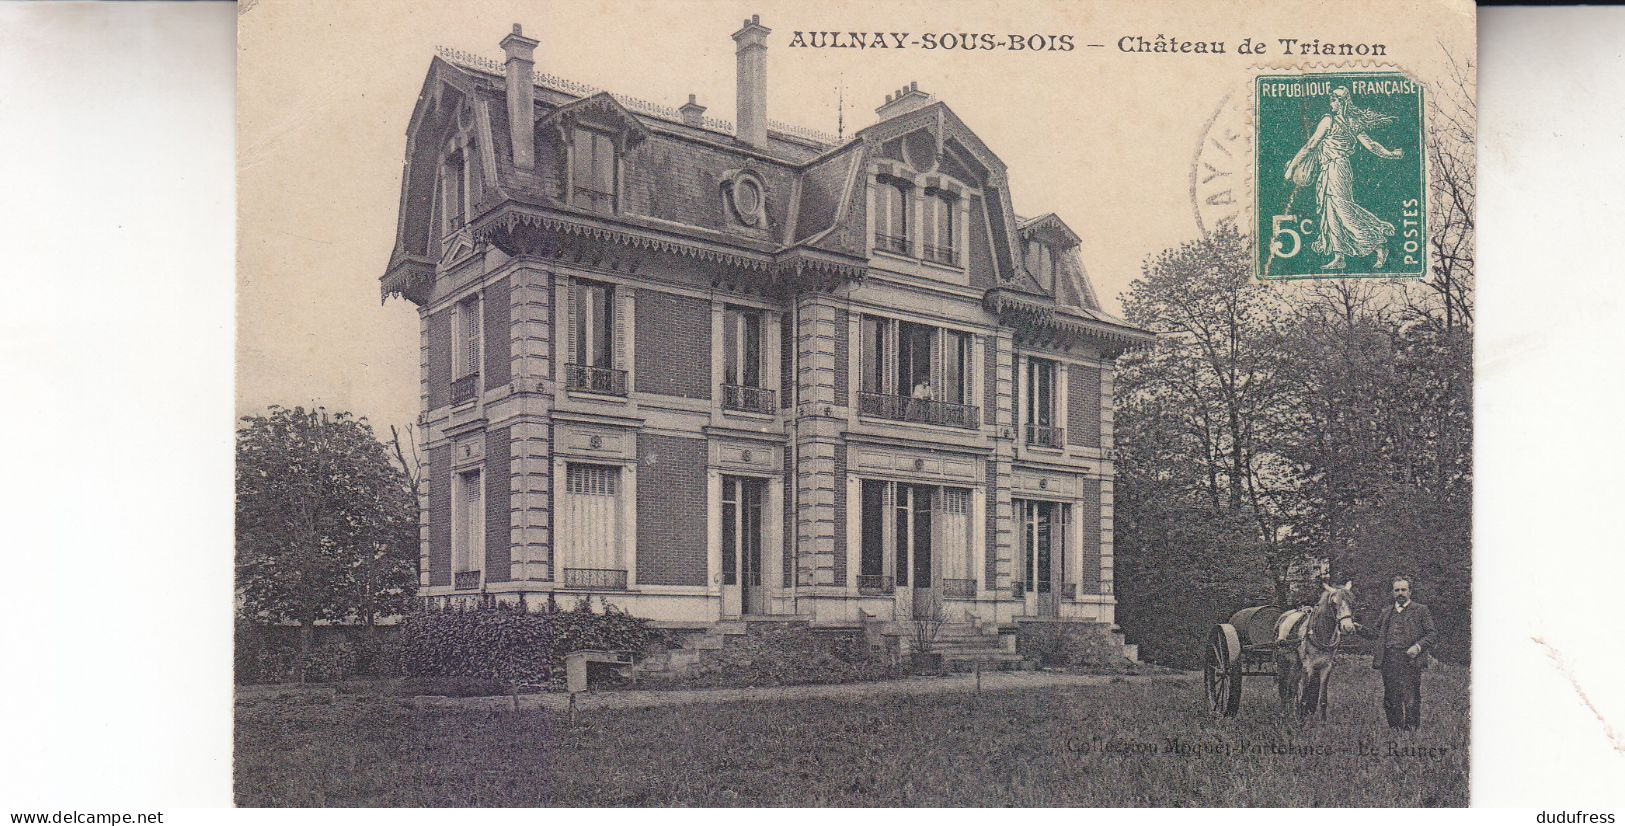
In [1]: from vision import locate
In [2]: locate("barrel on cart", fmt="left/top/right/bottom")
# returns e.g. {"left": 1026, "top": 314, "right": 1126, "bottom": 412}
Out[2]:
{"left": 1203, "top": 605, "right": 1283, "bottom": 717}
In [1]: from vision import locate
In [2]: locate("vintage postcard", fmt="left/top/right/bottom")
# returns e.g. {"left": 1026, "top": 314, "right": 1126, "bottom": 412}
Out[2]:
{"left": 235, "top": 0, "right": 1476, "bottom": 807}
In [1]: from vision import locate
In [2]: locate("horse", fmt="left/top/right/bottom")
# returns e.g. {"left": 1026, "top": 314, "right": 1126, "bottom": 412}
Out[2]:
{"left": 1273, "top": 581, "right": 1359, "bottom": 719}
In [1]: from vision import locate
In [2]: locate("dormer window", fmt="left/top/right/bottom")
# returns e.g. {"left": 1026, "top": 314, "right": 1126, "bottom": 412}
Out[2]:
{"left": 440, "top": 148, "right": 469, "bottom": 237}
{"left": 1025, "top": 239, "right": 1056, "bottom": 292}
{"left": 571, "top": 127, "right": 617, "bottom": 212}
{"left": 873, "top": 176, "right": 910, "bottom": 255}
{"left": 923, "top": 189, "right": 958, "bottom": 266}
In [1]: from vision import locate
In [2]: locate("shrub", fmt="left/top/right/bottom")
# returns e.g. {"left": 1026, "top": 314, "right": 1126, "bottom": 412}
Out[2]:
{"left": 235, "top": 619, "right": 402, "bottom": 684}
{"left": 394, "top": 597, "right": 670, "bottom": 691}
{"left": 1016, "top": 623, "right": 1137, "bottom": 672}
{"left": 661, "top": 624, "right": 895, "bottom": 689}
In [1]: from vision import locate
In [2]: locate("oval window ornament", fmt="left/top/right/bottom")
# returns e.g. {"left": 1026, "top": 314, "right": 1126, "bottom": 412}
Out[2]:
{"left": 728, "top": 171, "right": 766, "bottom": 227}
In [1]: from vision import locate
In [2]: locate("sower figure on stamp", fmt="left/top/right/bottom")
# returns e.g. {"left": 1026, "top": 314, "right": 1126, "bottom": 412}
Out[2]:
{"left": 1366, "top": 576, "right": 1437, "bottom": 730}
{"left": 1283, "top": 86, "right": 1405, "bottom": 271}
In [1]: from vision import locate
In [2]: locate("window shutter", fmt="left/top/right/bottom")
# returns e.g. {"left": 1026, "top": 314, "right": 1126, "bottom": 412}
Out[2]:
{"left": 427, "top": 307, "right": 452, "bottom": 409}
{"left": 565, "top": 280, "right": 578, "bottom": 367}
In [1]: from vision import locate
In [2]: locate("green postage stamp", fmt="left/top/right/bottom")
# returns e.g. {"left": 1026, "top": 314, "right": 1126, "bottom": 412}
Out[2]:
{"left": 1254, "top": 72, "right": 1425, "bottom": 279}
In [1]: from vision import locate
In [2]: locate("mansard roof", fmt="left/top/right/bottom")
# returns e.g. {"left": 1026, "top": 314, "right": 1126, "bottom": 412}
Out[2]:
{"left": 382, "top": 44, "right": 1131, "bottom": 338}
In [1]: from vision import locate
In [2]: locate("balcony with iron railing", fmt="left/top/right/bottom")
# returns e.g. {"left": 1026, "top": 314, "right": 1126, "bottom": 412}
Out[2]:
{"left": 451, "top": 373, "right": 480, "bottom": 405}
{"left": 857, "top": 391, "right": 980, "bottom": 429}
{"left": 941, "top": 578, "right": 977, "bottom": 598}
{"left": 1011, "top": 580, "right": 1078, "bottom": 600}
{"left": 1025, "top": 423, "right": 1064, "bottom": 449}
{"left": 562, "top": 567, "right": 628, "bottom": 591}
{"left": 873, "top": 232, "right": 909, "bottom": 255}
{"left": 924, "top": 243, "right": 959, "bottom": 267}
{"left": 857, "top": 574, "right": 895, "bottom": 595}
{"left": 566, "top": 364, "right": 628, "bottom": 396}
{"left": 454, "top": 570, "right": 481, "bottom": 591}
{"left": 721, "top": 383, "right": 776, "bottom": 415}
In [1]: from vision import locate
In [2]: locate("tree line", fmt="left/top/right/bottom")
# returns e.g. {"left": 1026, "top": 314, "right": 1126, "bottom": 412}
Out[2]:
{"left": 1114, "top": 53, "right": 1474, "bottom": 666}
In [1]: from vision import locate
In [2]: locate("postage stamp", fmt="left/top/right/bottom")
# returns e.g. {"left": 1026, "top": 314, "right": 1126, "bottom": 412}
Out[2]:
{"left": 1253, "top": 71, "right": 1426, "bottom": 279}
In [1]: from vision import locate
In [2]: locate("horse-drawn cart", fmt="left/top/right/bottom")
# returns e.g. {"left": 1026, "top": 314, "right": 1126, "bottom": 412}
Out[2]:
{"left": 1203, "top": 605, "right": 1283, "bottom": 717}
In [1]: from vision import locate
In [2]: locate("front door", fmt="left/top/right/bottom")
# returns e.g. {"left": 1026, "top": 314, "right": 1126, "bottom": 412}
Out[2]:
{"left": 896, "top": 484, "right": 936, "bottom": 619}
{"left": 722, "top": 476, "right": 766, "bottom": 615}
{"left": 1021, "top": 500, "right": 1066, "bottom": 617}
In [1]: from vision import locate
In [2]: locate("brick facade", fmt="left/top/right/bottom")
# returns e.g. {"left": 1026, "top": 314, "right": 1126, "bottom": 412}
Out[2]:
{"left": 483, "top": 427, "right": 512, "bottom": 582}
{"left": 635, "top": 289, "right": 711, "bottom": 399}
{"left": 482, "top": 276, "right": 511, "bottom": 388}
{"left": 635, "top": 433, "right": 707, "bottom": 586}
{"left": 427, "top": 444, "right": 451, "bottom": 587}
{"left": 427, "top": 308, "right": 451, "bottom": 410}
{"left": 1068, "top": 364, "right": 1102, "bottom": 448}
{"left": 1080, "top": 479, "right": 1102, "bottom": 595}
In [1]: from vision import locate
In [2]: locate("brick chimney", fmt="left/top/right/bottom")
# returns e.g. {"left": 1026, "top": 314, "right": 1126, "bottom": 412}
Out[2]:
{"left": 501, "top": 24, "right": 539, "bottom": 170}
{"left": 875, "top": 81, "right": 933, "bottom": 121}
{"left": 731, "top": 15, "right": 770, "bottom": 147}
{"left": 679, "top": 94, "right": 707, "bottom": 127}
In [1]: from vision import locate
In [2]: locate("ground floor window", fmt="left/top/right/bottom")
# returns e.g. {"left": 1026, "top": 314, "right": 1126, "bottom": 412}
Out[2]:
{"left": 453, "top": 469, "right": 484, "bottom": 586}
{"left": 858, "top": 480, "right": 974, "bottom": 596}
{"left": 1016, "top": 499, "right": 1069, "bottom": 595}
{"left": 560, "top": 462, "right": 625, "bottom": 589}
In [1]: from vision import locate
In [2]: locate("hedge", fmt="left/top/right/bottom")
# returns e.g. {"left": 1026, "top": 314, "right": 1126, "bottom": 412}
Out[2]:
{"left": 395, "top": 596, "right": 669, "bottom": 691}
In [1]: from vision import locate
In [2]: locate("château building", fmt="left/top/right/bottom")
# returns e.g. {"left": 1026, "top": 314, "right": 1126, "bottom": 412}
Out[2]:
{"left": 380, "top": 17, "right": 1153, "bottom": 638}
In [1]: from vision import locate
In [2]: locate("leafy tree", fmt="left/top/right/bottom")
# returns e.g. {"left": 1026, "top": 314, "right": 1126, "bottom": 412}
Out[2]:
{"left": 236, "top": 406, "right": 418, "bottom": 680}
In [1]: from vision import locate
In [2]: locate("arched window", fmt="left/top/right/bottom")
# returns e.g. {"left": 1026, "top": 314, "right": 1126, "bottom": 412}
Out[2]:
{"left": 924, "top": 190, "right": 958, "bottom": 266}
{"left": 873, "top": 177, "right": 910, "bottom": 254}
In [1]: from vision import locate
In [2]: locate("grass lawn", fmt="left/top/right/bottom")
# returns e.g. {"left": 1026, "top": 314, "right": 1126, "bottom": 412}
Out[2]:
{"left": 234, "top": 659, "right": 1467, "bottom": 806}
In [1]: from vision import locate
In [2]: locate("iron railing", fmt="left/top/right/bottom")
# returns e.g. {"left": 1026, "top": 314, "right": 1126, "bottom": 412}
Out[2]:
{"left": 857, "top": 391, "right": 980, "bottom": 429}
{"left": 924, "top": 243, "right": 959, "bottom": 266}
{"left": 566, "top": 364, "right": 628, "bottom": 396}
{"left": 1057, "top": 582, "right": 1078, "bottom": 601}
{"left": 454, "top": 570, "right": 481, "bottom": 590}
{"left": 573, "top": 187, "right": 614, "bottom": 212}
{"left": 563, "top": 567, "right": 628, "bottom": 590}
{"left": 722, "top": 383, "right": 776, "bottom": 414}
{"left": 451, "top": 373, "right": 479, "bottom": 405}
{"left": 1011, "top": 581, "right": 1026, "bottom": 599}
{"left": 874, "top": 232, "right": 909, "bottom": 255}
{"left": 857, "top": 574, "right": 895, "bottom": 594}
{"left": 941, "top": 578, "right": 977, "bottom": 598}
{"left": 1025, "top": 423, "right": 1064, "bottom": 448}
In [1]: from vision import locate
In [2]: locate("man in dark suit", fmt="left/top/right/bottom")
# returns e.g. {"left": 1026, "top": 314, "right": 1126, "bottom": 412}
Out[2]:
{"left": 1370, "top": 576, "right": 1438, "bottom": 730}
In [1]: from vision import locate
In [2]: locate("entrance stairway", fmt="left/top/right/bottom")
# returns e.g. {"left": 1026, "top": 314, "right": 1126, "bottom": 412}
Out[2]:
{"left": 929, "top": 621, "right": 1026, "bottom": 671}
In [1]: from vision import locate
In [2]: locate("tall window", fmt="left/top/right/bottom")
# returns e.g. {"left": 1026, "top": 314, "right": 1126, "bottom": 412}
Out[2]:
{"left": 924, "top": 191, "right": 957, "bottom": 265}
{"left": 897, "top": 321, "right": 934, "bottom": 400}
{"left": 442, "top": 150, "right": 467, "bottom": 235}
{"left": 1026, "top": 358, "right": 1056, "bottom": 429}
{"left": 859, "top": 315, "right": 977, "bottom": 427}
{"left": 453, "top": 469, "right": 484, "bottom": 583}
{"left": 560, "top": 463, "right": 624, "bottom": 588}
{"left": 873, "top": 178, "right": 910, "bottom": 254}
{"left": 571, "top": 280, "right": 614, "bottom": 369}
{"left": 943, "top": 330, "right": 971, "bottom": 406}
{"left": 723, "top": 307, "right": 762, "bottom": 388}
{"left": 860, "top": 315, "right": 889, "bottom": 395}
{"left": 857, "top": 481, "right": 973, "bottom": 594}
{"left": 572, "top": 128, "right": 616, "bottom": 212}
{"left": 454, "top": 297, "right": 480, "bottom": 380}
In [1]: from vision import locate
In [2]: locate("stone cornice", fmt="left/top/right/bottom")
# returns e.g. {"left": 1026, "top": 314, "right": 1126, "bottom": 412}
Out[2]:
{"left": 471, "top": 201, "right": 867, "bottom": 296}
{"left": 983, "top": 288, "right": 1156, "bottom": 356}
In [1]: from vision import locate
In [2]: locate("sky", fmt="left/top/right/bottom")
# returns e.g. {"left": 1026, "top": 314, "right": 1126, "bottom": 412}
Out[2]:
{"left": 237, "top": 0, "right": 1471, "bottom": 432}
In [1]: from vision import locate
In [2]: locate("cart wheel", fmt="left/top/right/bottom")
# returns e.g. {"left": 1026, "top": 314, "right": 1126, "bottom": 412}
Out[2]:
{"left": 1204, "top": 623, "right": 1243, "bottom": 717}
